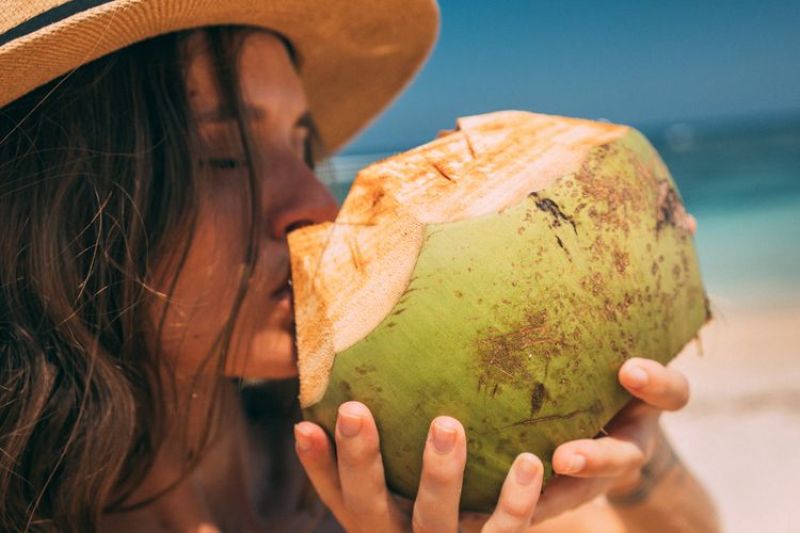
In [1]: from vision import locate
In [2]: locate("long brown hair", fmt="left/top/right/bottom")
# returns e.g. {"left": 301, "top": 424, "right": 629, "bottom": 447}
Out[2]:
{"left": 0, "top": 26, "right": 312, "bottom": 531}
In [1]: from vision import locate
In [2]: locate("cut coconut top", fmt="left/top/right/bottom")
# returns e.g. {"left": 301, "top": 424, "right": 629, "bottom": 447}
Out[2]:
{"left": 289, "top": 111, "right": 628, "bottom": 406}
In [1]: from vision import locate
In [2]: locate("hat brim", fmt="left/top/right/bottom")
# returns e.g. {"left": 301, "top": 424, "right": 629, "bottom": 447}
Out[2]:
{"left": 0, "top": 0, "right": 439, "bottom": 151}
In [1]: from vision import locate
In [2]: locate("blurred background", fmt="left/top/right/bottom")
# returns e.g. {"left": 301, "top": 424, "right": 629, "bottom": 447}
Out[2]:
{"left": 326, "top": 1, "right": 800, "bottom": 531}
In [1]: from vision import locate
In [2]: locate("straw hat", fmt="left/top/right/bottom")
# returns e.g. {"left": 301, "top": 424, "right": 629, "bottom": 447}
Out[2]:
{"left": 0, "top": 0, "right": 439, "bottom": 150}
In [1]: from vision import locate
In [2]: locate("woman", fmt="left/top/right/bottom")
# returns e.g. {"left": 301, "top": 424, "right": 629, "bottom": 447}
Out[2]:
{"left": 0, "top": 1, "right": 719, "bottom": 531}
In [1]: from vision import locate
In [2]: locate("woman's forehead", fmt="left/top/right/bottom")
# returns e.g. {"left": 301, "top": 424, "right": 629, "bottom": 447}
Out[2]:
{"left": 185, "top": 30, "right": 307, "bottom": 125}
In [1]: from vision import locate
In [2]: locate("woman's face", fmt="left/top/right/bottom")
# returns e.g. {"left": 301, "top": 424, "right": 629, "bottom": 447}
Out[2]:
{"left": 151, "top": 31, "right": 338, "bottom": 381}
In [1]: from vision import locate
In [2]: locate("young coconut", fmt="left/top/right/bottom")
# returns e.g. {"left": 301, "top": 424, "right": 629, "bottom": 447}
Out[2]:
{"left": 288, "top": 111, "right": 709, "bottom": 511}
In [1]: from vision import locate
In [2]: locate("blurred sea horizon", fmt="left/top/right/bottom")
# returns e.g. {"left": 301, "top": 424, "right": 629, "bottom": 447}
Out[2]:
{"left": 325, "top": 112, "right": 800, "bottom": 311}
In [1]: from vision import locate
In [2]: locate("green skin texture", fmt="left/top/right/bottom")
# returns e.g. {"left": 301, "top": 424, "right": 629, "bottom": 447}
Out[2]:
{"left": 303, "top": 130, "right": 708, "bottom": 511}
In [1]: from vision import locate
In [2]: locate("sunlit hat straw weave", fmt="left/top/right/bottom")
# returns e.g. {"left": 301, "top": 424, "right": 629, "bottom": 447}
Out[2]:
{"left": 0, "top": 0, "right": 439, "bottom": 150}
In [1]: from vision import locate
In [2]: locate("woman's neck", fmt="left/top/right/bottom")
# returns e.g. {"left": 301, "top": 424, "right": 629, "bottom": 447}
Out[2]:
{"left": 101, "top": 381, "right": 265, "bottom": 532}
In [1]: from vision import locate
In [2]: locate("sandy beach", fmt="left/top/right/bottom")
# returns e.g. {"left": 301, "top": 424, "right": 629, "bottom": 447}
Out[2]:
{"left": 662, "top": 300, "right": 800, "bottom": 533}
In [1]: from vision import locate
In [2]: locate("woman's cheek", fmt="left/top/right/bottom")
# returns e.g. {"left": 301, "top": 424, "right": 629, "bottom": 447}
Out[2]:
{"left": 147, "top": 231, "right": 245, "bottom": 374}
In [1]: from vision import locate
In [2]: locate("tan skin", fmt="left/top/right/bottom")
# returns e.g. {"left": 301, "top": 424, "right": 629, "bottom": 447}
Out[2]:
{"left": 103, "top": 30, "right": 713, "bottom": 532}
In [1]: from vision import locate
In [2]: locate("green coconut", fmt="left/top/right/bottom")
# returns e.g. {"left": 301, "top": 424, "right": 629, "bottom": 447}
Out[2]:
{"left": 288, "top": 111, "right": 709, "bottom": 512}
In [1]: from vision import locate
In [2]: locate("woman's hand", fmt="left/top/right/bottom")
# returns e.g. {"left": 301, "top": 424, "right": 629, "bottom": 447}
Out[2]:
{"left": 295, "top": 403, "right": 545, "bottom": 533}
{"left": 528, "top": 357, "right": 689, "bottom": 524}
{"left": 294, "top": 356, "right": 689, "bottom": 531}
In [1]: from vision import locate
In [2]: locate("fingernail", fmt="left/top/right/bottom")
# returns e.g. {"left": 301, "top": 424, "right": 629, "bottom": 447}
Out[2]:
{"left": 564, "top": 454, "right": 586, "bottom": 474}
{"left": 515, "top": 453, "right": 540, "bottom": 485}
{"left": 337, "top": 405, "right": 363, "bottom": 438}
{"left": 294, "top": 423, "right": 313, "bottom": 452}
{"left": 431, "top": 418, "right": 458, "bottom": 454}
{"left": 626, "top": 364, "right": 649, "bottom": 389}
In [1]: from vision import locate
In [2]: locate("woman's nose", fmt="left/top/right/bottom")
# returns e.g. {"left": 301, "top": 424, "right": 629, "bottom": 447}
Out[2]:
{"left": 267, "top": 158, "right": 339, "bottom": 240}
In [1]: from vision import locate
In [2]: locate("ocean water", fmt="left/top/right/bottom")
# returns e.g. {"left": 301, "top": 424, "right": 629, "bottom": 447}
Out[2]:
{"left": 323, "top": 117, "right": 800, "bottom": 309}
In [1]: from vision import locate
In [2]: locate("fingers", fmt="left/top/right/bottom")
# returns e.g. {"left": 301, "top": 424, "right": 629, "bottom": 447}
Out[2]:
{"left": 527, "top": 357, "right": 686, "bottom": 524}
{"left": 294, "top": 421, "right": 353, "bottom": 530}
{"left": 334, "top": 402, "right": 404, "bottom": 532}
{"left": 298, "top": 409, "right": 547, "bottom": 533}
{"left": 619, "top": 358, "right": 690, "bottom": 411}
{"left": 551, "top": 436, "right": 645, "bottom": 478}
{"left": 482, "top": 453, "right": 543, "bottom": 533}
{"left": 412, "top": 417, "right": 467, "bottom": 533}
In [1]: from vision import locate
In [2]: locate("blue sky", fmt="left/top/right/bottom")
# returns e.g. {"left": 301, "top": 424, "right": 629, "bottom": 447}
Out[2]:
{"left": 344, "top": 0, "right": 800, "bottom": 153}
